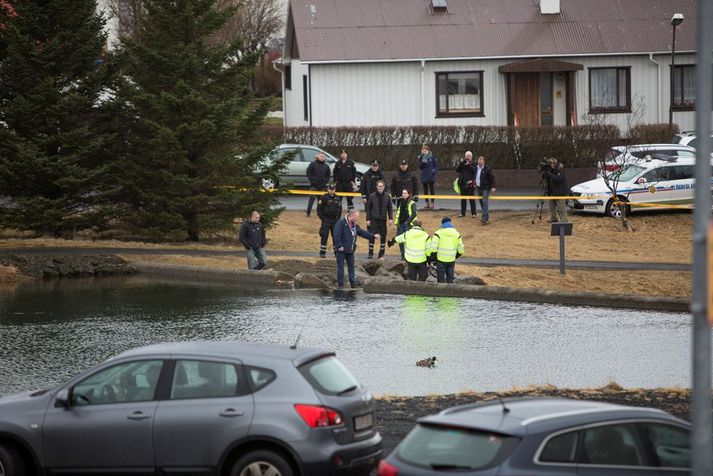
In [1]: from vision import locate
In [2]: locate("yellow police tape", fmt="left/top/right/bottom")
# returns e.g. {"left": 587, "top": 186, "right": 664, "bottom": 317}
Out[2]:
{"left": 280, "top": 189, "right": 694, "bottom": 209}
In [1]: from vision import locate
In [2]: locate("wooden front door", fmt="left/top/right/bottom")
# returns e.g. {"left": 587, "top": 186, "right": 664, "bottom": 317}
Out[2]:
{"left": 512, "top": 73, "right": 540, "bottom": 127}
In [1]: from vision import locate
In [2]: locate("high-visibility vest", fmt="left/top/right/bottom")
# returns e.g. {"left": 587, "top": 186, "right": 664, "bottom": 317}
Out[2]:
{"left": 429, "top": 227, "right": 464, "bottom": 263}
{"left": 395, "top": 200, "right": 417, "bottom": 225}
{"left": 394, "top": 226, "right": 430, "bottom": 264}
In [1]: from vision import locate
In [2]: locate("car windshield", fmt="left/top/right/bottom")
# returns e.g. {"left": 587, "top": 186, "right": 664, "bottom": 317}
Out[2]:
{"left": 607, "top": 165, "right": 647, "bottom": 182}
{"left": 299, "top": 356, "right": 360, "bottom": 395}
{"left": 396, "top": 423, "right": 519, "bottom": 470}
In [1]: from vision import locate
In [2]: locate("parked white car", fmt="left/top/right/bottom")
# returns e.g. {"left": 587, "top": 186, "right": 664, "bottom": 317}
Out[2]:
{"left": 672, "top": 131, "right": 713, "bottom": 149}
{"left": 569, "top": 156, "right": 708, "bottom": 218}
{"left": 596, "top": 144, "right": 697, "bottom": 177}
{"left": 258, "top": 144, "right": 370, "bottom": 190}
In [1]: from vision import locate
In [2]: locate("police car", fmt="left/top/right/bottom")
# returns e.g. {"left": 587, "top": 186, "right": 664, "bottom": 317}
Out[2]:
{"left": 569, "top": 156, "right": 708, "bottom": 218}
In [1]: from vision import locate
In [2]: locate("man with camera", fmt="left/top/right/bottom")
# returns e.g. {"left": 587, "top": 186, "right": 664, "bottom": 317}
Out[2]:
{"left": 542, "top": 157, "right": 568, "bottom": 222}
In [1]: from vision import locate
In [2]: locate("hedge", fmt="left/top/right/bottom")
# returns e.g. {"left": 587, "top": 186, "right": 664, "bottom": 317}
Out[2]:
{"left": 260, "top": 124, "right": 680, "bottom": 170}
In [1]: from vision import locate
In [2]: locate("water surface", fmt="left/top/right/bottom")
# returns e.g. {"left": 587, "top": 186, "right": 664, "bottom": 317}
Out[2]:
{"left": 0, "top": 275, "right": 695, "bottom": 396}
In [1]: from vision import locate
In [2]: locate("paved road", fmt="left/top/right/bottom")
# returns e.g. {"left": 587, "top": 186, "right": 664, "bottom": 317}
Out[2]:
{"left": 0, "top": 247, "right": 689, "bottom": 271}
{"left": 281, "top": 187, "right": 544, "bottom": 212}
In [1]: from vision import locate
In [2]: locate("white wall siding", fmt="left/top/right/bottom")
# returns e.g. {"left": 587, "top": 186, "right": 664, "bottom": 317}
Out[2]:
{"left": 283, "top": 60, "right": 310, "bottom": 127}
{"left": 284, "top": 53, "right": 699, "bottom": 133}
{"left": 309, "top": 62, "right": 421, "bottom": 127}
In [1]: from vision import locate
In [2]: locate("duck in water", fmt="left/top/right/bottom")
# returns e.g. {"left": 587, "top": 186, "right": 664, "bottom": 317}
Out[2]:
{"left": 416, "top": 356, "right": 436, "bottom": 368}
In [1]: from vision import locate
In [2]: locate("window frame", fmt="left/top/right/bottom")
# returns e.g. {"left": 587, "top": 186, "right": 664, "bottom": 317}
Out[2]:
{"left": 533, "top": 419, "right": 690, "bottom": 470}
{"left": 70, "top": 359, "right": 167, "bottom": 406}
{"left": 284, "top": 65, "right": 292, "bottom": 90}
{"left": 588, "top": 66, "right": 631, "bottom": 114}
{"left": 434, "top": 70, "right": 485, "bottom": 118}
{"left": 671, "top": 64, "right": 695, "bottom": 111}
{"left": 167, "top": 358, "right": 250, "bottom": 400}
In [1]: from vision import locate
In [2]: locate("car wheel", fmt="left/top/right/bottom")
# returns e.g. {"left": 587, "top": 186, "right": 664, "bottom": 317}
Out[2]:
{"left": 0, "top": 444, "right": 28, "bottom": 476}
{"left": 353, "top": 173, "right": 362, "bottom": 192}
{"left": 605, "top": 196, "right": 629, "bottom": 218}
{"left": 230, "top": 450, "right": 293, "bottom": 476}
{"left": 260, "top": 177, "right": 278, "bottom": 191}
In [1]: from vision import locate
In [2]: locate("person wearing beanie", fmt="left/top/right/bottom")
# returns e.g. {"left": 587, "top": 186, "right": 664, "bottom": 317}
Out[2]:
{"left": 391, "top": 219, "right": 430, "bottom": 281}
{"left": 316, "top": 183, "right": 342, "bottom": 257}
{"left": 428, "top": 216, "right": 465, "bottom": 283}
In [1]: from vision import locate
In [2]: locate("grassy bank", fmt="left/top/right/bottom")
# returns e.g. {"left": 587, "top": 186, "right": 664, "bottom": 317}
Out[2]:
{"left": 0, "top": 210, "right": 693, "bottom": 297}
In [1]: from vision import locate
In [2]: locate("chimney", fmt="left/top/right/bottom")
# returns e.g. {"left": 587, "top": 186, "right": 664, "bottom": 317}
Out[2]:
{"left": 540, "top": 0, "right": 560, "bottom": 14}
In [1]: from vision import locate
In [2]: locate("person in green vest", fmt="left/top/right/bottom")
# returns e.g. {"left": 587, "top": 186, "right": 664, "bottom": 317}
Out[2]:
{"left": 391, "top": 219, "right": 430, "bottom": 281}
{"left": 393, "top": 188, "right": 418, "bottom": 260}
{"left": 429, "top": 216, "right": 465, "bottom": 283}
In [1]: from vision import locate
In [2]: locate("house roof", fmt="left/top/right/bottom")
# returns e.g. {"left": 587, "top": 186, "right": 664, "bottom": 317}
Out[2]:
{"left": 288, "top": 0, "right": 697, "bottom": 63}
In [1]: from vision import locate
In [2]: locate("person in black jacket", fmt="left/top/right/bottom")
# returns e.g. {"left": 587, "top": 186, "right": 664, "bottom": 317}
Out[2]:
{"left": 316, "top": 183, "right": 343, "bottom": 257}
{"left": 359, "top": 160, "right": 384, "bottom": 208}
{"left": 305, "top": 153, "right": 331, "bottom": 216}
{"left": 332, "top": 150, "right": 356, "bottom": 211}
{"left": 391, "top": 160, "right": 418, "bottom": 209}
{"left": 543, "top": 158, "right": 568, "bottom": 222}
{"left": 366, "top": 180, "right": 393, "bottom": 259}
{"left": 238, "top": 211, "right": 267, "bottom": 270}
{"left": 455, "top": 151, "right": 477, "bottom": 218}
{"left": 475, "top": 155, "right": 497, "bottom": 225}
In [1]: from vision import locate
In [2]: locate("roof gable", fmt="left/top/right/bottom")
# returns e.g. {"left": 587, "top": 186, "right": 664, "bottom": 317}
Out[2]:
{"left": 288, "top": 0, "right": 697, "bottom": 62}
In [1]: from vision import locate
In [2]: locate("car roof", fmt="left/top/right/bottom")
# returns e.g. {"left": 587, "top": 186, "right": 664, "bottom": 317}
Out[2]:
{"left": 614, "top": 144, "right": 696, "bottom": 152}
{"left": 417, "top": 397, "right": 679, "bottom": 437}
{"left": 111, "top": 341, "right": 331, "bottom": 366}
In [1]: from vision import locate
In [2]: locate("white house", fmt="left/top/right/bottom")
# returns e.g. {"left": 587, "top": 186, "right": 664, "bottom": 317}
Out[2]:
{"left": 281, "top": 0, "right": 698, "bottom": 133}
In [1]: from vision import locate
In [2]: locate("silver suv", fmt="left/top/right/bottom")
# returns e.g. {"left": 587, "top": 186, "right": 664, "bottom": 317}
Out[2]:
{"left": 0, "top": 341, "right": 382, "bottom": 476}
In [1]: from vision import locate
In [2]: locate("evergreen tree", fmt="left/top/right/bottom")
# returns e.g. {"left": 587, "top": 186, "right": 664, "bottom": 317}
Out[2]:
{"left": 0, "top": 0, "right": 113, "bottom": 236}
{"left": 113, "top": 0, "right": 283, "bottom": 241}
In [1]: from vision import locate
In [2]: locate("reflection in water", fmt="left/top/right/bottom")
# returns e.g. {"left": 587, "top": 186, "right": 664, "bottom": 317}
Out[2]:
{"left": 0, "top": 276, "right": 698, "bottom": 397}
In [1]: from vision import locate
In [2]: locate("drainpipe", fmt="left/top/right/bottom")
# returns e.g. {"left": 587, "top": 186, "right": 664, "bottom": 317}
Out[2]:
{"left": 648, "top": 53, "right": 661, "bottom": 123}
{"left": 272, "top": 59, "right": 285, "bottom": 127}
{"left": 420, "top": 59, "right": 426, "bottom": 126}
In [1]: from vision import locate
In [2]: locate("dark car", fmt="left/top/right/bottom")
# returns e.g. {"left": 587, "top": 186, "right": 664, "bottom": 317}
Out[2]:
{"left": 0, "top": 341, "right": 381, "bottom": 476}
{"left": 378, "top": 397, "right": 690, "bottom": 475}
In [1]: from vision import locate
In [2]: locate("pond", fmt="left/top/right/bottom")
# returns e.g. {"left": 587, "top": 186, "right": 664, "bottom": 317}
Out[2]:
{"left": 0, "top": 275, "right": 696, "bottom": 397}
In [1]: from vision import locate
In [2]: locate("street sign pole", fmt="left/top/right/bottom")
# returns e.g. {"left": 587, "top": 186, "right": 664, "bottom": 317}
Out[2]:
{"left": 691, "top": 0, "right": 712, "bottom": 474}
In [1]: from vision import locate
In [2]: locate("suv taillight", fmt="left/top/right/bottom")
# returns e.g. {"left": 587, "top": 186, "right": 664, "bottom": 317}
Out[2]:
{"left": 377, "top": 460, "right": 400, "bottom": 476}
{"left": 294, "top": 404, "right": 343, "bottom": 428}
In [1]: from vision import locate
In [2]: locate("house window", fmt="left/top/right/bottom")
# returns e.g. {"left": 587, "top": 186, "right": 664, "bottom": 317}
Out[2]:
{"left": 284, "top": 65, "right": 291, "bottom": 90}
{"left": 436, "top": 71, "right": 483, "bottom": 117}
{"left": 672, "top": 64, "right": 695, "bottom": 110}
{"left": 589, "top": 67, "right": 630, "bottom": 113}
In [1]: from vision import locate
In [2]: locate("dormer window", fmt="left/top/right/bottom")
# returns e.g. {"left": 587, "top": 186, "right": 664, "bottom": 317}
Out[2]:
{"left": 432, "top": 0, "right": 447, "bottom": 12}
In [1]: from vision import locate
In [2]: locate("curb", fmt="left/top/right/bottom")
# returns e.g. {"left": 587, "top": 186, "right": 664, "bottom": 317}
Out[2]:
{"left": 363, "top": 278, "right": 689, "bottom": 312}
{"left": 133, "top": 262, "right": 294, "bottom": 287}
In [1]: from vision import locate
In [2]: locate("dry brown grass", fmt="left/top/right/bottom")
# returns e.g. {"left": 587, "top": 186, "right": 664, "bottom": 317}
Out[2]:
{"left": 270, "top": 210, "right": 692, "bottom": 264}
{"left": 1, "top": 210, "right": 693, "bottom": 298}
{"left": 0, "top": 265, "right": 31, "bottom": 284}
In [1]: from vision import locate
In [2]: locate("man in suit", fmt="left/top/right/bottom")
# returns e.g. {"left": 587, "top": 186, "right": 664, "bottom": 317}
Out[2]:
{"left": 333, "top": 210, "right": 379, "bottom": 289}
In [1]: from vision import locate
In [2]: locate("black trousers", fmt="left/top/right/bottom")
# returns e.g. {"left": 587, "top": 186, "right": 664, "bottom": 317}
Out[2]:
{"left": 407, "top": 262, "right": 428, "bottom": 281}
{"left": 423, "top": 181, "right": 435, "bottom": 204}
{"left": 460, "top": 186, "right": 476, "bottom": 216}
{"left": 335, "top": 182, "right": 354, "bottom": 210}
{"left": 319, "top": 219, "right": 337, "bottom": 254}
{"left": 307, "top": 185, "right": 324, "bottom": 213}
{"left": 368, "top": 219, "right": 387, "bottom": 256}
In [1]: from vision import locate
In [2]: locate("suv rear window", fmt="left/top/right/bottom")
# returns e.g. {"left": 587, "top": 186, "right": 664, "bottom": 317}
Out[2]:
{"left": 396, "top": 423, "right": 519, "bottom": 471}
{"left": 299, "top": 356, "right": 359, "bottom": 395}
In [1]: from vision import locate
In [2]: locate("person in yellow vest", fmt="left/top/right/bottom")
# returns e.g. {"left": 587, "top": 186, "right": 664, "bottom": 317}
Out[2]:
{"left": 393, "top": 188, "right": 418, "bottom": 260}
{"left": 390, "top": 219, "right": 430, "bottom": 281}
{"left": 428, "top": 216, "right": 465, "bottom": 283}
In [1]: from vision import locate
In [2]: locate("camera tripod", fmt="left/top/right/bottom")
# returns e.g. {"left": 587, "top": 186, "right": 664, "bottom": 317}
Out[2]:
{"left": 531, "top": 175, "right": 549, "bottom": 224}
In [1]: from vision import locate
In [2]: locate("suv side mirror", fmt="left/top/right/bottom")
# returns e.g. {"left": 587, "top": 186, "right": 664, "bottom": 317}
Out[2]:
{"left": 55, "top": 389, "right": 70, "bottom": 408}
{"left": 636, "top": 177, "right": 647, "bottom": 184}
